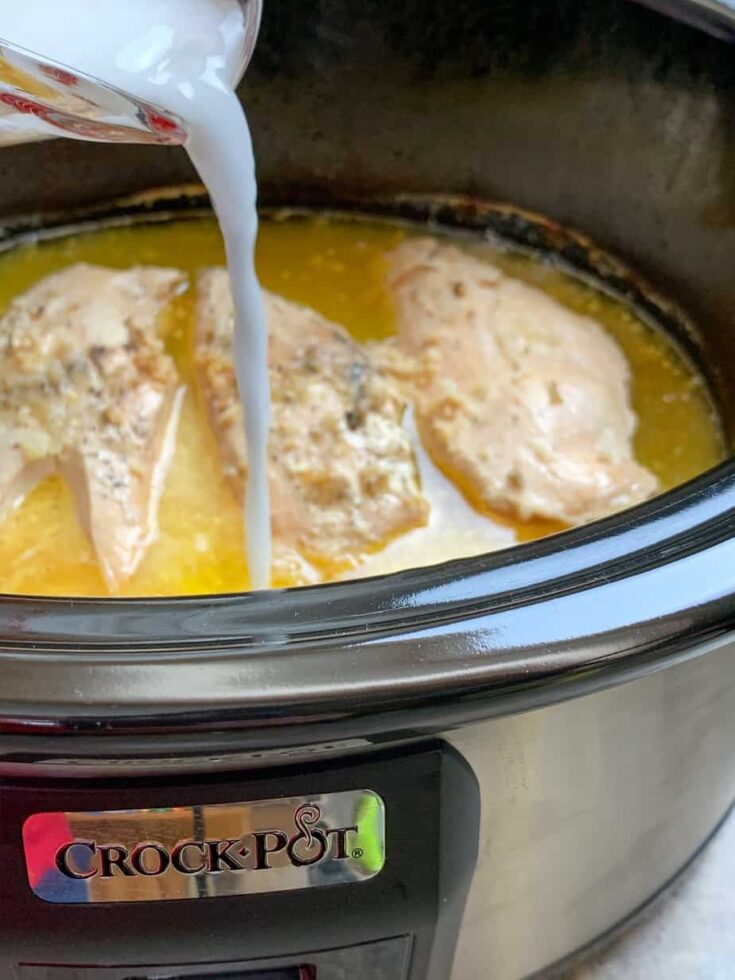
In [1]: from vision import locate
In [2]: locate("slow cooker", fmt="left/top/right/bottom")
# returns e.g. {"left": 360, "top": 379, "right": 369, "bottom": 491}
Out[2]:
{"left": 1, "top": 0, "right": 735, "bottom": 977}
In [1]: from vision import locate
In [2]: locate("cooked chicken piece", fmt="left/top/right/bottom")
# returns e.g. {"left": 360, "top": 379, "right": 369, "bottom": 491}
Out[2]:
{"left": 342, "top": 409, "right": 516, "bottom": 581}
{"left": 382, "top": 239, "right": 657, "bottom": 525}
{"left": 195, "top": 269, "right": 428, "bottom": 578}
{"left": 0, "top": 263, "right": 186, "bottom": 588}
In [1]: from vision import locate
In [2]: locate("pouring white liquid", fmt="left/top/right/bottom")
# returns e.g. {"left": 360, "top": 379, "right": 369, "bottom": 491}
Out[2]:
{"left": 1, "top": 0, "right": 272, "bottom": 587}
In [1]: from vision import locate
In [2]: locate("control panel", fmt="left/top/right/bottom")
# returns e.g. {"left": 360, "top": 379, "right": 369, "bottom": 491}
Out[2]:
{"left": 1, "top": 743, "right": 479, "bottom": 980}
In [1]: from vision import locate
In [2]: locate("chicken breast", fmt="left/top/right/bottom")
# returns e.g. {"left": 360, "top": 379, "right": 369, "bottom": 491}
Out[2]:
{"left": 0, "top": 263, "right": 186, "bottom": 588}
{"left": 195, "top": 269, "right": 428, "bottom": 579}
{"left": 382, "top": 239, "right": 657, "bottom": 525}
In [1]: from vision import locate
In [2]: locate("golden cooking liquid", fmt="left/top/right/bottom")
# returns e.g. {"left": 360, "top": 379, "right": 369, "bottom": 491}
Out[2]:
{"left": 0, "top": 215, "right": 724, "bottom": 596}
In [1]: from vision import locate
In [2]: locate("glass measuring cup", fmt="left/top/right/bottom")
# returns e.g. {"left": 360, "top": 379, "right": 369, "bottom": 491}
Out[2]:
{"left": 0, "top": 0, "right": 262, "bottom": 146}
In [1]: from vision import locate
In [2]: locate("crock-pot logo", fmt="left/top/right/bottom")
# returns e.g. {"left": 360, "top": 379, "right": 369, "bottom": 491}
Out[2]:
{"left": 24, "top": 790, "right": 384, "bottom": 903}
{"left": 54, "top": 803, "right": 360, "bottom": 880}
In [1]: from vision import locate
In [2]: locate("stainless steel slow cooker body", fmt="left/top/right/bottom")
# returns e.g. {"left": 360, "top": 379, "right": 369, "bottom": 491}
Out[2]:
{"left": 0, "top": 1, "right": 734, "bottom": 979}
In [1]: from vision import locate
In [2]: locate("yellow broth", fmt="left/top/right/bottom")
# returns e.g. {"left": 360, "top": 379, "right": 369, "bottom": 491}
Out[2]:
{"left": 0, "top": 214, "right": 723, "bottom": 596}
